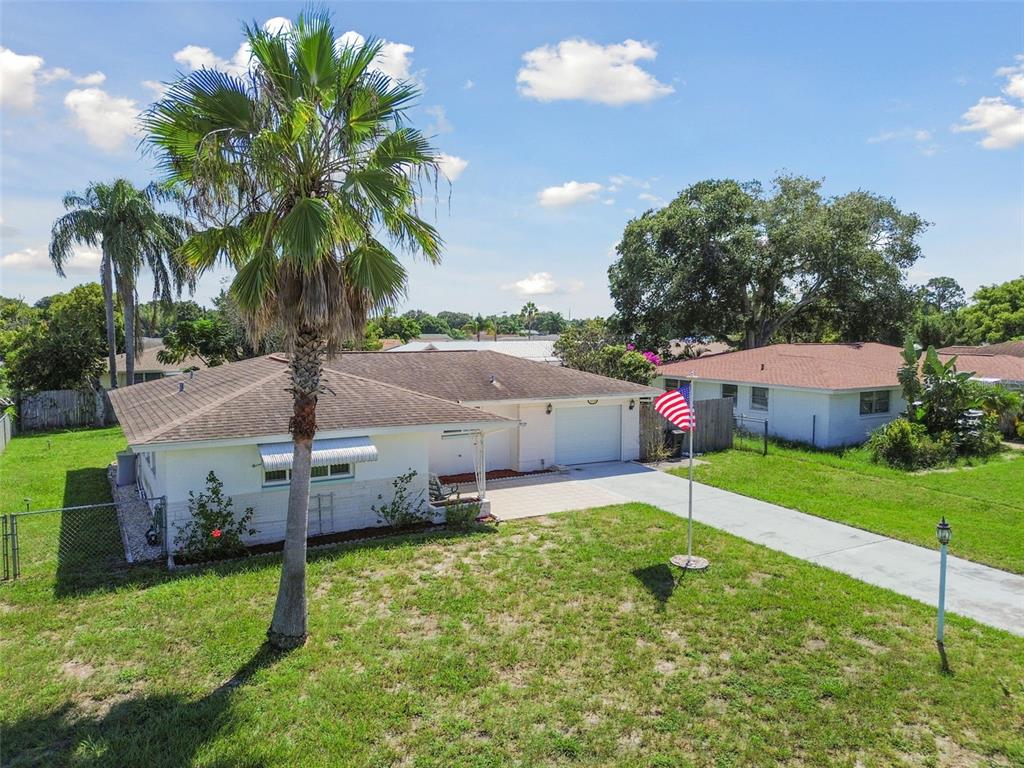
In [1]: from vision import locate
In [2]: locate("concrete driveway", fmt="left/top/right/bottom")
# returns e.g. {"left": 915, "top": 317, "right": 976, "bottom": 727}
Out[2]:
{"left": 486, "top": 461, "right": 1024, "bottom": 636}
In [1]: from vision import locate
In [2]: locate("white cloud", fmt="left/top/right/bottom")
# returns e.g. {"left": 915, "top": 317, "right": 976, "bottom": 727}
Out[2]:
{"left": 537, "top": 180, "right": 604, "bottom": 207}
{"left": 337, "top": 31, "right": 420, "bottom": 85}
{"left": 501, "top": 272, "right": 584, "bottom": 296}
{"left": 425, "top": 105, "right": 452, "bottom": 134}
{"left": 64, "top": 88, "right": 141, "bottom": 151}
{"left": 463, "top": 79, "right": 474, "bottom": 90}
{"left": 607, "top": 174, "right": 651, "bottom": 192}
{"left": 0, "top": 47, "right": 44, "bottom": 110}
{"left": 173, "top": 17, "right": 294, "bottom": 78}
{"left": 638, "top": 192, "right": 666, "bottom": 206}
{"left": 867, "top": 127, "right": 939, "bottom": 155}
{"left": 0, "top": 245, "right": 101, "bottom": 274}
{"left": 517, "top": 38, "right": 673, "bottom": 106}
{"left": 437, "top": 153, "right": 468, "bottom": 182}
{"left": 141, "top": 80, "right": 168, "bottom": 98}
{"left": 954, "top": 54, "right": 1024, "bottom": 149}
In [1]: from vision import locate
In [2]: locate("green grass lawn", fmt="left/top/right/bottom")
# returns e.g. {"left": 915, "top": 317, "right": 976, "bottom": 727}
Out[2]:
{"left": 678, "top": 439, "right": 1024, "bottom": 574}
{"left": 0, "top": 428, "right": 127, "bottom": 587}
{"left": 1, "top": 501, "right": 1022, "bottom": 767}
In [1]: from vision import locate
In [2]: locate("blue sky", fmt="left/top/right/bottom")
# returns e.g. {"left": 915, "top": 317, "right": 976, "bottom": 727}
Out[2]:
{"left": 1, "top": 2, "right": 1022, "bottom": 318}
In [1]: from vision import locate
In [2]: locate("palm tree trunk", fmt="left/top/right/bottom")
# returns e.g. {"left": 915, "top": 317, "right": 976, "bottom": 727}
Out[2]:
{"left": 101, "top": 251, "right": 118, "bottom": 388}
{"left": 267, "top": 327, "right": 324, "bottom": 650}
{"left": 124, "top": 288, "right": 136, "bottom": 386}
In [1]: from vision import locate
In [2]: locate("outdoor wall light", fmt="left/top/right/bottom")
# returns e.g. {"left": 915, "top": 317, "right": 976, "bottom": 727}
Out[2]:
{"left": 629, "top": 399, "right": 636, "bottom": 410}
{"left": 546, "top": 403, "right": 552, "bottom": 415}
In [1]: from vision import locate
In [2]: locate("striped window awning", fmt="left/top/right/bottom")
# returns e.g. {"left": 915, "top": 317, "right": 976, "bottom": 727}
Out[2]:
{"left": 258, "top": 437, "right": 378, "bottom": 471}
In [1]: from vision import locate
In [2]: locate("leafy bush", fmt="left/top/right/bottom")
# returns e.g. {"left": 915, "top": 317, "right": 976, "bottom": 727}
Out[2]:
{"left": 868, "top": 419, "right": 953, "bottom": 470}
{"left": 372, "top": 469, "right": 429, "bottom": 528}
{"left": 443, "top": 495, "right": 482, "bottom": 529}
{"left": 1017, "top": 420, "right": 1024, "bottom": 440}
{"left": 176, "top": 471, "right": 256, "bottom": 561}
{"left": 954, "top": 411, "right": 1002, "bottom": 457}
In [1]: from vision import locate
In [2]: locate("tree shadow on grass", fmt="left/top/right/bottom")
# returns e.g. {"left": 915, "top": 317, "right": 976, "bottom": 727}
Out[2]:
{"left": 632, "top": 563, "right": 676, "bottom": 609}
{"left": 3, "top": 643, "right": 286, "bottom": 768}
{"left": 52, "top": 468, "right": 128, "bottom": 598}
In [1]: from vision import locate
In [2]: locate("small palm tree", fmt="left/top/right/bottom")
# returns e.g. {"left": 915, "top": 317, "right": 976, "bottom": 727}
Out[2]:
{"left": 49, "top": 180, "right": 192, "bottom": 387}
{"left": 144, "top": 12, "right": 442, "bottom": 649}
{"left": 520, "top": 301, "right": 538, "bottom": 333}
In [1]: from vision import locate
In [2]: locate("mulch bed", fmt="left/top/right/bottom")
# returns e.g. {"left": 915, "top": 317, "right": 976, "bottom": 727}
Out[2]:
{"left": 439, "top": 468, "right": 555, "bottom": 484}
{"left": 172, "top": 520, "right": 444, "bottom": 567}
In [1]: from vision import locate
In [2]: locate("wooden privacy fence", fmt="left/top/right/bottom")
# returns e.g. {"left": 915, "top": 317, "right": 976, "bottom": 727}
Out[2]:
{"left": 639, "top": 396, "right": 735, "bottom": 458}
{"left": 16, "top": 389, "right": 112, "bottom": 433}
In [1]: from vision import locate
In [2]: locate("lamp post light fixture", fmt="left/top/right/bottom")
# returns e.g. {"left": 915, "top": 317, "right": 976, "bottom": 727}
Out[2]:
{"left": 936, "top": 517, "right": 952, "bottom": 671}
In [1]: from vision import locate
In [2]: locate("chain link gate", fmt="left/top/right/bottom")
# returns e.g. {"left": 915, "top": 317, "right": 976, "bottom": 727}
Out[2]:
{"left": 1, "top": 497, "right": 168, "bottom": 586}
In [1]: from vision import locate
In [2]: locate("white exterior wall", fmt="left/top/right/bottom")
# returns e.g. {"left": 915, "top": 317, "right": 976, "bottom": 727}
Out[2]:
{"left": 827, "top": 388, "right": 904, "bottom": 447}
{"left": 427, "top": 404, "right": 518, "bottom": 475}
{"left": 670, "top": 376, "right": 904, "bottom": 448}
{"left": 154, "top": 432, "right": 431, "bottom": 547}
{"left": 430, "top": 396, "right": 642, "bottom": 474}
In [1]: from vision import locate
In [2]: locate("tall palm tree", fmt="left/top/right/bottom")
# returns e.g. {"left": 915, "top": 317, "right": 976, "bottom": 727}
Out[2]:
{"left": 144, "top": 12, "right": 442, "bottom": 649}
{"left": 50, "top": 180, "right": 192, "bottom": 387}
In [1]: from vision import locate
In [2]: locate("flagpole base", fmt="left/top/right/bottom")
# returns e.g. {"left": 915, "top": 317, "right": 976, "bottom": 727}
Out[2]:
{"left": 670, "top": 554, "right": 710, "bottom": 572}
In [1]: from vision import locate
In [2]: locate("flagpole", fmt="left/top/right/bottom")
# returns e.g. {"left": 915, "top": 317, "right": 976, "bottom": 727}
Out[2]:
{"left": 687, "top": 423, "right": 693, "bottom": 561}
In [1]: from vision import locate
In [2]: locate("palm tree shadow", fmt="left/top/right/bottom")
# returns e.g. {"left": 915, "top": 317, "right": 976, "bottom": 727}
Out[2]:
{"left": 3, "top": 643, "right": 287, "bottom": 767}
{"left": 632, "top": 563, "right": 676, "bottom": 609}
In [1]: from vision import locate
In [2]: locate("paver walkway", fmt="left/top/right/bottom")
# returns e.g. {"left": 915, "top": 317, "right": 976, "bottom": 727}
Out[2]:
{"left": 485, "top": 462, "right": 1024, "bottom": 636}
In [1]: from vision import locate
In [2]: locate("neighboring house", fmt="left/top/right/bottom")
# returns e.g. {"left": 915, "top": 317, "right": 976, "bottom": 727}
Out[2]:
{"left": 106, "top": 338, "right": 207, "bottom": 388}
{"left": 108, "top": 351, "right": 658, "bottom": 546}
{"left": 655, "top": 342, "right": 1024, "bottom": 447}
{"left": 387, "top": 339, "right": 560, "bottom": 364}
{"left": 941, "top": 341, "right": 1024, "bottom": 358}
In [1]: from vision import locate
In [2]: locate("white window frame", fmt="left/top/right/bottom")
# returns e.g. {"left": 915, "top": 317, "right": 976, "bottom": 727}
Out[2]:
{"left": 263, "top": 463, "right": 354, "bottom": 487}
{"left": 859, "top": 389, "right": 891, "bottom": 416}
{"left": 751, "top": 386, "right": 769, "bottom": 411}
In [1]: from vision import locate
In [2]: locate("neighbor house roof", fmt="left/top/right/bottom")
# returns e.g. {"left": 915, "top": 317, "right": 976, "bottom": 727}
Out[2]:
{"left": 109, "top": 355, "right": 511, "bottom": 446}
{"left": 940, "top": 341, "right": 1024, "bottom": 359}
{"left": 657, "top": 342, "right": 1024, "bottom": 391}
{"left": 114, "top": 343, "right": 207, "bottom": 374}
{"left": 328, "top": 350, "right": 660, "bottom": 402}
{"left": 387, "top": 339, "right": 559, "bottom": 363}
{"left": 943, "top": 353, "right": 1024, "bottom": 382}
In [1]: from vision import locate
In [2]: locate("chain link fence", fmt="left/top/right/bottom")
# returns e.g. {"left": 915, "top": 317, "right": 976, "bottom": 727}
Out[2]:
{"left": 733, "top": 414, "right": 769, "bottom": 456}
{"left": 1, "top": 497, "right": 167, "bottom": 594}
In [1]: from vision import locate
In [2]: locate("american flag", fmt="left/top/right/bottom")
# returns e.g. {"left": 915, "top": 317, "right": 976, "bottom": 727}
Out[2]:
{"left": 654, "top": 381, "right": 695, "bottom": 431}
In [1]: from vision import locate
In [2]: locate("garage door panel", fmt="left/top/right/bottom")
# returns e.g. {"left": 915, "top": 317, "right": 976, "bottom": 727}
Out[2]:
{"left": 554, "top": 405, "right": 621, "bottom": 464}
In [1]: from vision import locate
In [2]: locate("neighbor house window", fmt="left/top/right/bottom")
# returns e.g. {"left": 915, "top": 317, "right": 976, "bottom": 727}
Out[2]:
{"left": 133, "top": 372, "right": 164, "bottom": 384}
{"left": 721, "top": 384, "right": 738, "bottom": 401}
{"left": 663, "top": 378, "right": 681, "bottom": 391}
{"left": 860, "top": 390, "right": 890, "bottom": 415}
{"left": 263, "top": 463, "right": 353, "bottom": 487}
{"left": 751, "top": 387, "right": 769, "bottom": 411}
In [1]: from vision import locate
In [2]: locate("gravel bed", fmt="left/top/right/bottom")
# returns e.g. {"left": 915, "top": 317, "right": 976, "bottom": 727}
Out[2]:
{"left": 108, "top": 464, "right": 163, "bottom": 563}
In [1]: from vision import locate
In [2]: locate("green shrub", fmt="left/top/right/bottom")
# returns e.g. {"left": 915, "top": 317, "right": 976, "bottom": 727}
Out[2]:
{"left": 955, "top": 411, "right": 1002, "bottom": 457}
{"left": 176, "top": 471, "right": 256, "bottom": 561}
{"left": 443, "top": 495, "right": 482, "bottom": 529}
{"left": 372, "top": 469, "right": 428, "bottom": 528}
{"left": 868, "top": 419, "right": 953, "bottom": 470}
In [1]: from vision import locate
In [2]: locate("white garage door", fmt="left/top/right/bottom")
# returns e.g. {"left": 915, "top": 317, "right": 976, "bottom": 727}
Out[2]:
{"left": 555, "top": 405, "right": 621, "bottom": 465}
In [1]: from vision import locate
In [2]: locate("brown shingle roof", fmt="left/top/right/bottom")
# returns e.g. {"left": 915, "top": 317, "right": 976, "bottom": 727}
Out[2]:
{"left": 657, "top": 343, "right": 904, "bottom": 390}
{"left": 940, "top": 341, "right": 1024, "bottom": 359}
{"left": 109, "top": 355, "right": 511, "bottom": 446}
{"left": 942, "top": 353, "right": 1024, "bottom": 381}
{"left": 657, "top": 342, "right": 1024, "bottom": 390}
{"left": 325, "top": 350, "right": 661, "bottom": 402}
{"left": 114, "top": 343, "right": 207, "bottom": 373}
